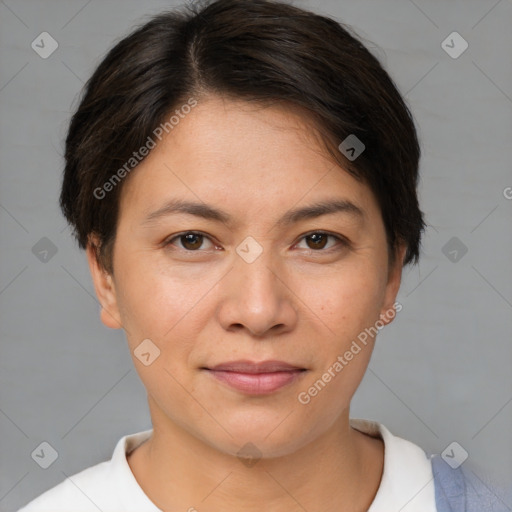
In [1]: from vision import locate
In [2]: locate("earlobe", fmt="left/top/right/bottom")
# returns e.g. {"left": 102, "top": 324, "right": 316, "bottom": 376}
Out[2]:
{"left": 99, "top": 305, "right": 123, "bottom": 329}
{"left": 85, "top": 237, "right": 123, "bottom": 329}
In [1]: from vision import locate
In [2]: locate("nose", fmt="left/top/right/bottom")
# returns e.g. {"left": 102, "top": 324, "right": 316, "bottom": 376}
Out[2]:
{"left": 216, "top": 244, "right": 298, "bottom": 338}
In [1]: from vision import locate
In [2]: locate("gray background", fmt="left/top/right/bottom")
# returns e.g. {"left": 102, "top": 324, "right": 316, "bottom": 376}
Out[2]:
{"left": 1, "top": 0, "right": 511, "bottom": 510}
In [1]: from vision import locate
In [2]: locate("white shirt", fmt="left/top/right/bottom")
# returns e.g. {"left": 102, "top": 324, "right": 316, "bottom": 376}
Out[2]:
{"left": 18, "top": 418, "right": 437, "bottom": 511}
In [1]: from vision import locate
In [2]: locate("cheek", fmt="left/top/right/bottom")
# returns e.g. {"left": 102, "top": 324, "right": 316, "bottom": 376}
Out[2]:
{"left": 299, "top": 263, "right": 386, "bottom": 342}
{"left": 114, "top": 254, "right": 211, "bottom": 341}
{"left": 114, "top": 267, "right": 206, "bottom": 400}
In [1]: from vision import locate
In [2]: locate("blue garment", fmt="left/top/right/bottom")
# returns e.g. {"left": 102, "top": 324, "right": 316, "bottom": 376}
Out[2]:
{"left": 431, "top": 454, "right": 511, "bottom": 511}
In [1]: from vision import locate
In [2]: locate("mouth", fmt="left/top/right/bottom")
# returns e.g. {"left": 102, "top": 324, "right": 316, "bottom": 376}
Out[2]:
{"left": 202, "top": 360, "right": 308, "bottom": 395}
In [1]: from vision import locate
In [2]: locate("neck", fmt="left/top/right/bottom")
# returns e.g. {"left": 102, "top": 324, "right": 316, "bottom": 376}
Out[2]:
{"left": 127, "top": 398, "right": 384, "bottom": 512}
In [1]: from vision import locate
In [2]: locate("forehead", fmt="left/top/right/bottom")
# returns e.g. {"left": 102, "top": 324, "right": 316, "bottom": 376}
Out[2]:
{"left": 117, "top": 95, "right": 379, "bottom": 224}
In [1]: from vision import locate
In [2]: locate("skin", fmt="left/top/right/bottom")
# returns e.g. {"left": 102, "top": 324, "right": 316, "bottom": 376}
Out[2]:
{"left": 87, "top": 95, "right": 407, "bottom": 512}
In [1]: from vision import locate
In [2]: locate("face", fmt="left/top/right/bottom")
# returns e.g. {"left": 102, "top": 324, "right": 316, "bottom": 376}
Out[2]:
{"left": 87, "top": 95, "right": 405, "bottom": 458}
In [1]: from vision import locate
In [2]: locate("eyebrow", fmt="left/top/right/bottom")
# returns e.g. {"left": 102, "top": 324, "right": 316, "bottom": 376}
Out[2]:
{"left": 141, "top": 198, "right": 365, "bottom": 228}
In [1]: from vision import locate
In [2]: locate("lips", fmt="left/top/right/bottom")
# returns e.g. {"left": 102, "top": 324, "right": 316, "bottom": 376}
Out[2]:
{"left": 204, "top": 360, "right": 307, "bottom": 395}
{"left": 208, "top": 359, "right": 305, "bottom": 373}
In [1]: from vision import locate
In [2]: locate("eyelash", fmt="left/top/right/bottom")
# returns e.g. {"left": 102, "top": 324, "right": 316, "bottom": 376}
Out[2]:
{"left": 163, "top": 230, "right": 349, "bottom": 254}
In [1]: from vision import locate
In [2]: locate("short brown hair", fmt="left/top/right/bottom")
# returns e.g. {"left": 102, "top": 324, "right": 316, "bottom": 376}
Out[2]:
{"left": 60, "top": 0, "right": 426, "bottom": 274}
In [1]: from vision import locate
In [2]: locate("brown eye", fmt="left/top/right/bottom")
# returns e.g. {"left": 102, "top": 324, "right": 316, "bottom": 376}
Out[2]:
{"left": 295, "top": 232, "right": 347, "bottom": 252}
{"left": 165, "top": 232, "right": 215, "bottom": 251}
{"left": 305, "top": 233, "right": 329, "bottom": 250}
{"left": 180, "top": 233, "right": 204, "bottom": 250}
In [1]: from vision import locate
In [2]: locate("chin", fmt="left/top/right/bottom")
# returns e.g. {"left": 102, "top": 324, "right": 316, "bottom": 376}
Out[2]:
{"left": 201, "top": 412, "right": 315, "bottom": 460}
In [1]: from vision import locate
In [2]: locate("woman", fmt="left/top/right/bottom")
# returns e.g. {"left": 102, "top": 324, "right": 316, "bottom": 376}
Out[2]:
{"left": 18, "top": 0, "right": 506, "bottom": 510}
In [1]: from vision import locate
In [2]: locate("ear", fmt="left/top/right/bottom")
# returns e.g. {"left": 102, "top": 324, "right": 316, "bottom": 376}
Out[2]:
{"left": 86, "top": 235, "right": 123, "bottom": 329}
{"left": 379, "top": 243, "right": 407, "bottom": 327}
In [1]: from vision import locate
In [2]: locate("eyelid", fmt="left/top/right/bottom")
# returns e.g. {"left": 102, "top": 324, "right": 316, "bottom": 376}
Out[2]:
{"left": 293, "top": 230, "right": 349, "bottom": 251}
{"left": 164, "top": 230, "right": 349, "bottom": 252}
{"left": 163, "top": 231, "right": 220, "bottom": 251}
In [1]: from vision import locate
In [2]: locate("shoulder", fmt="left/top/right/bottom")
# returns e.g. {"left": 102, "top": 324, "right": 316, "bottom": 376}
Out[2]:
{"left": 17, "top": 460, "right": 112, "bottom": 511}
{"left": 351, "top": 418, "right": 437, "bottom": 511}
{"left": 17, "top": 429, "right": 153, "bottom": 512}
{"left": 431, "top": 454, "right": 511, "bottom": 512}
